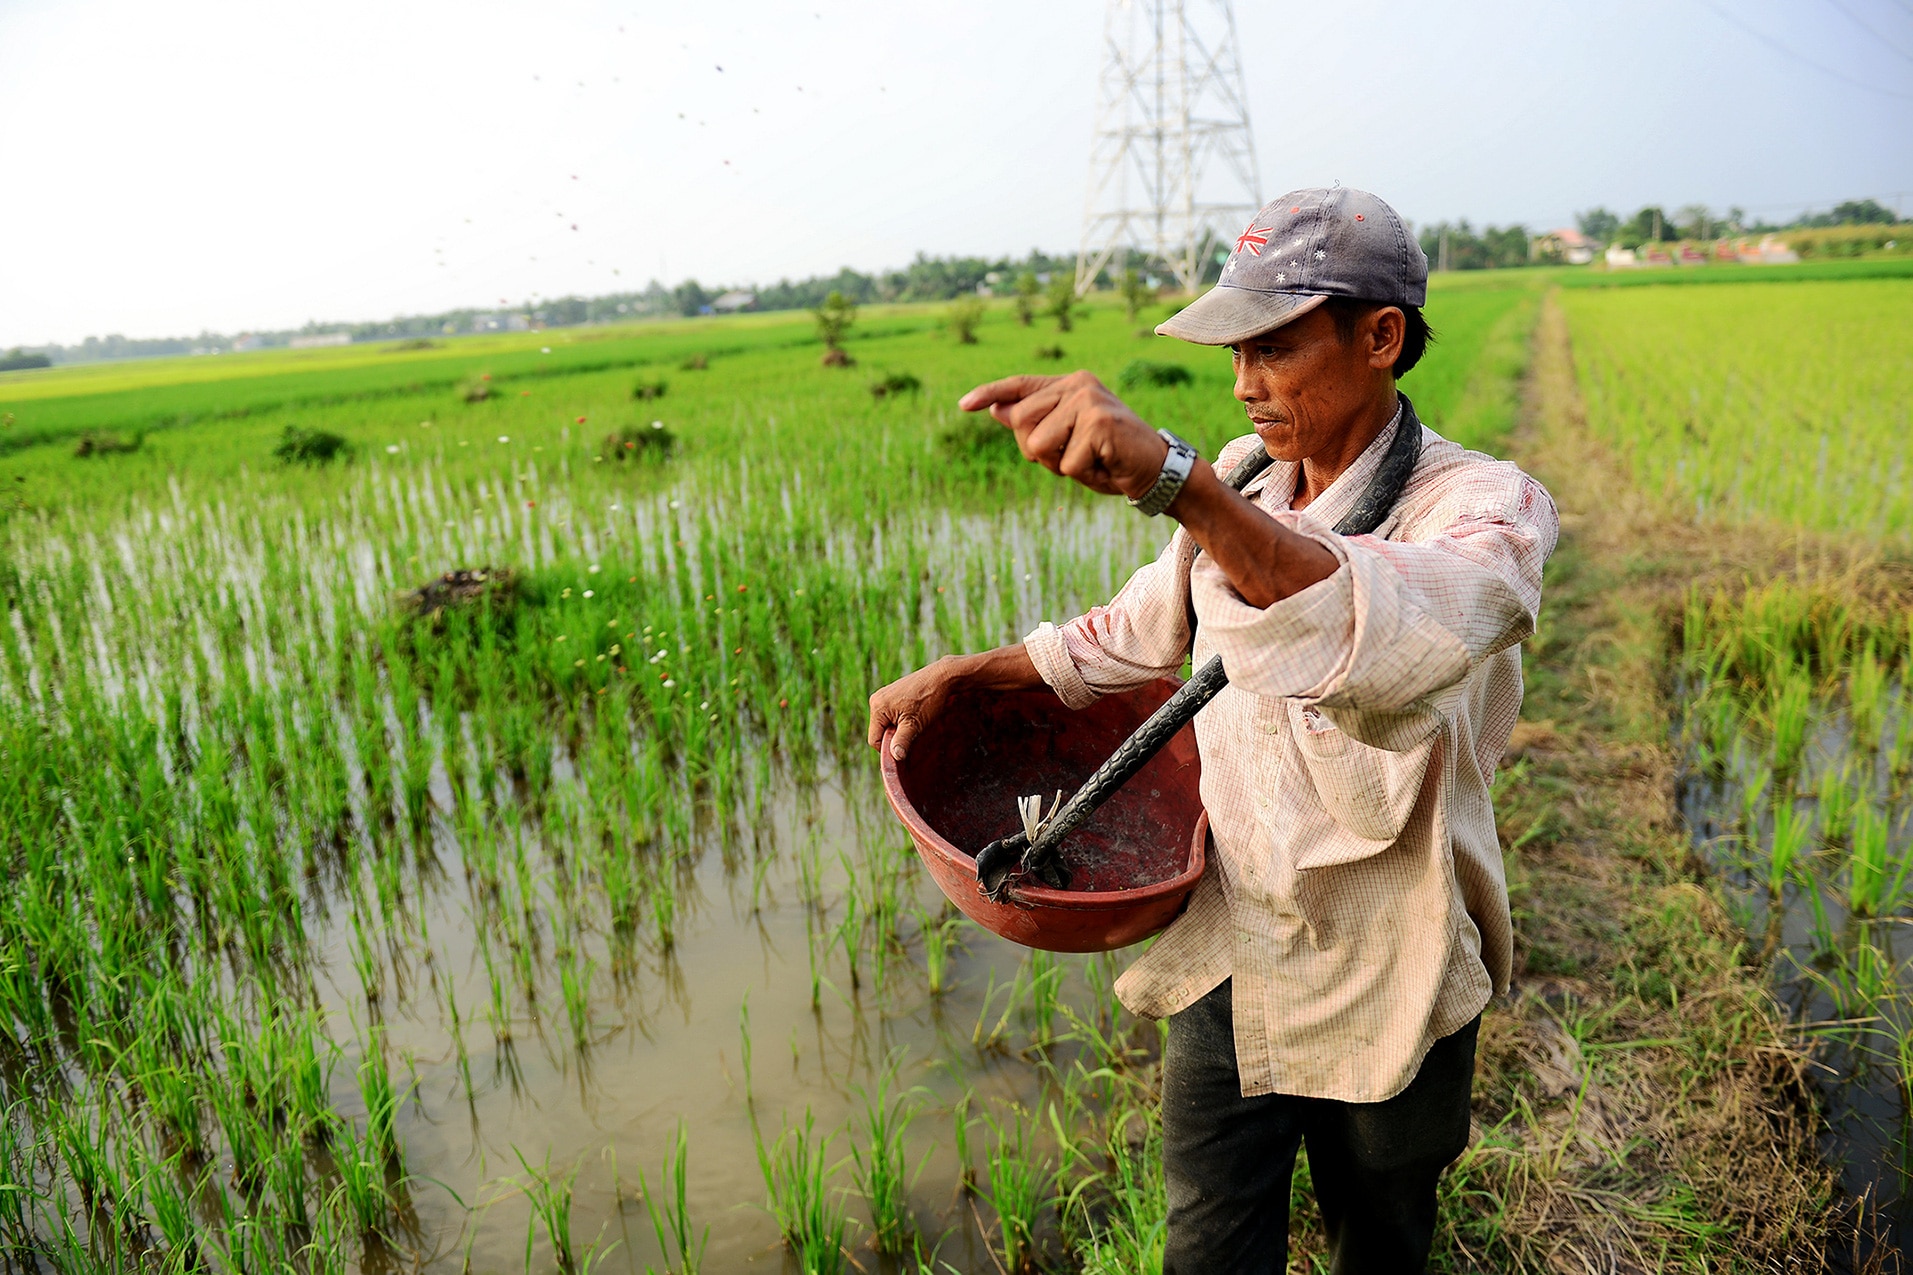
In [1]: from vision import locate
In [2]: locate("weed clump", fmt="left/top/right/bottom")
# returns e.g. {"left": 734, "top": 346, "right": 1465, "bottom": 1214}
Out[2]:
{"left": 947, "top": 296, "right": 986, "bottom": 344}
{"left": 73, "top": 432, "right": 142, "bottom": 458}
{"left": 604, "top": 421, "right": 677, "bottom": 459}
{"left": 460, "top": 374, "right": 494, "bottom": 403}
{"left": 1118, "top": 360, "right": 1194, "bottom": 390}
{"left": 868, "top": 372, "right": 921, "bottom": 400}
{"left": 1033, "top": 344, "right": 1066, "bottom": 361}
{"left": 680, "top": 354, "right": 709, "bottom": 371}
{"left": 632, "top": 375, "right": 668, "bottom": 400}
{"left": 273, "top": 425, "right": 350, "bottom": 465}
{"left": 398, "top": 567, "right": 518, "bottom": 627}
{"left": 937, "top": 415, "right": 1018, "bottom": 465}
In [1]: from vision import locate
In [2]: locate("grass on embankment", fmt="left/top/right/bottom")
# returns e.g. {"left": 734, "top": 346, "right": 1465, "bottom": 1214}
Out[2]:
{"left": 1418, "top": 292, "right": 1862, "bottom": 1270}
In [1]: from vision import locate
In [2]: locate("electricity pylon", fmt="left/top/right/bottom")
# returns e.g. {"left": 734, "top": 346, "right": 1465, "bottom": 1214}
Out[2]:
{"left": 1075, "top": 0, "right": 1262, "bottom": 297}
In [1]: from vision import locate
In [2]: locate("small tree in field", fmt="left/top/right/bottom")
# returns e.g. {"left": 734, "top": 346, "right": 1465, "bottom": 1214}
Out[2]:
{"left": 946, "top": 296, "right": 986, "bottom": 344}
{"left": 1013, "top": 272, "right": 1040, "bottom": 326}
{"left": 1120, "top": 268, "right": 1157, "bottom": 321}
{"left": 814, "top": 290, "right": 857, "bottom": 365}
{"left": 1045, "top": 273, "right": 1078, "bottom": 333}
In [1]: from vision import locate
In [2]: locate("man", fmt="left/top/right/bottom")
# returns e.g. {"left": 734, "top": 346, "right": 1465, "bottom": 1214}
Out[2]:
{"left": 868, "top": 187, "right": 1556, "bottom": 1273}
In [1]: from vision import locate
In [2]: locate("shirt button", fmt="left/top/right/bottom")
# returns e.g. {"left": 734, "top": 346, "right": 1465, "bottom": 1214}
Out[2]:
{"left": 1257, "top": 796, "right": 1270, "bottom": 809}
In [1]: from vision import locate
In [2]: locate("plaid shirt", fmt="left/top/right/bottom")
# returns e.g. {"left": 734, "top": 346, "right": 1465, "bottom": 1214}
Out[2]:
{"left": 1023, "top": 410, "right": 1558, "bottom": 1101}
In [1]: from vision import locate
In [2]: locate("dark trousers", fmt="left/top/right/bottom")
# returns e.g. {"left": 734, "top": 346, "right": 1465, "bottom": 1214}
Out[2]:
{"left": 1161, "top": 979, "right": 1478, "bottom": 1275}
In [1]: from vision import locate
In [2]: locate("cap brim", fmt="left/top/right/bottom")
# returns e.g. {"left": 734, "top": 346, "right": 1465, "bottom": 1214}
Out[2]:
{"left": 1154, "top": 289, "right": 1328, "bottom": 346}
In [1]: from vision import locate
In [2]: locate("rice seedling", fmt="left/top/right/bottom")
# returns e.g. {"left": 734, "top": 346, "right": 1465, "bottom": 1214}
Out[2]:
{"left": 1851, "top": 641, "right": 1891, "bottom": 750}
{"left": 1769, "top": 664, "right": 1814, "bottom": 777}
{"left": 1847, "top": 802, "right": 1909, "bottom": 919}
{"left": 639, "top": 1122, "right": 706, "bottom": 1275}
{"left": 1768, "top": 797, "right": 1811, "bottom": 899}
{"left": 754, "top": 1109, "right": 849, "bottom": 1275}
{"left": 1071, "top": 1120, "right": 1166, "bottom": 1275}
{"left": 916, "top": 905, "right": 960, "bottom": 996}
{"left": 951, "top": 1092, "right": 978, "bottom": 1194}
{"left": 984, "top": 1104, "right": 1047, "bottom": 1273}
{"left": 512, "top": 1146, "right": 591, "bottom": 1273}
{"left": 1819, "top": 760, "right": 1861, "bottom": 848}
{"left": 849, "top": 1056, "right": 927, "bottom": 1254}
{"left": 1026, "top": 949, "right": 1064, "bottom": 1049}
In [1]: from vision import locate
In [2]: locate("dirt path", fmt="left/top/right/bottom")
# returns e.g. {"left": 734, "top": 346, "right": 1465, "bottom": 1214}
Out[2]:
{"left": 1427, "top": 292, "right": 1859, "bottom": 1271}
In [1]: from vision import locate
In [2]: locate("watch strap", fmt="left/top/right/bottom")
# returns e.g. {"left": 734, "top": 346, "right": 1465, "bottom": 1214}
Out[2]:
{"left": 1129, "top": 429, "right": 1198, "bottom": 517}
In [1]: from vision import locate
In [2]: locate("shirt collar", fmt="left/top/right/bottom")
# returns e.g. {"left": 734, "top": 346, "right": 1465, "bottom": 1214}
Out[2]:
{"left": 1244, "top": 398, "right": 1405, "bottom": 528}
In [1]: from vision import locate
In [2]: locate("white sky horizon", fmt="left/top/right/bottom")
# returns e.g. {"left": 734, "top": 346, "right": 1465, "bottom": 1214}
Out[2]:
{"left": 1, "top": 0, "right": 1908, "bottom": 348}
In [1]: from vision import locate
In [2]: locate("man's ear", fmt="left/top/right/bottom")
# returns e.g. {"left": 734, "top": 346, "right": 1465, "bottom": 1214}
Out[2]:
{"left": 1367, "top": 306, "right": 1406, "bottom": 371}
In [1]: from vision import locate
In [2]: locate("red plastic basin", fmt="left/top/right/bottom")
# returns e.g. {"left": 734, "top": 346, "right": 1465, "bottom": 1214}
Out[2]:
{"left": 880, "top": 678, "right": 1207, "bottom": 953}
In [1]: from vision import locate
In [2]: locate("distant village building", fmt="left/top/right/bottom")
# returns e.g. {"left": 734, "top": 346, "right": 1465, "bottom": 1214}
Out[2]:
{"left": 711, "top": 291, "right": 757, "bottom": 313}
{"left": 231, "top": 333, "right": 265, "bottom": 352}
{"left": 1605, "top": 245, "right": 1638, "bottom": 268}
{"left": 289, "top": 332, "right": 352, "bottom": 349}
{"left": 1533, "top": 228, "right": 1595, "bottom": 265}
{"left": 1742, "top": 236, "right": 1800, "bottom": 265}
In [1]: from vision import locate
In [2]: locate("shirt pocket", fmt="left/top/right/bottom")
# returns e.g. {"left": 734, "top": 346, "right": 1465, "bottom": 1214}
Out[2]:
{"left": 1285, "top": 699, "right": 1437, "bottom": 859}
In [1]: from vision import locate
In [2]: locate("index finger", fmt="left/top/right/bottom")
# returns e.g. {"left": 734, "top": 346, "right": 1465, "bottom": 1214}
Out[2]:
{"left": 957, "top": 374, "right": 1064, "bottom": 414}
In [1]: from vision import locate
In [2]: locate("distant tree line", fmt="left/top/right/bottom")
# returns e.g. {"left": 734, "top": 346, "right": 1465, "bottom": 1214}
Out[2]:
{"left": 14, "top": 198, "right": 1901, "bottom": 364}
{"left": 664, "top": 249, "right": 1085, "bottom": 318}
{"left": 17, "top": 250, "right": 1097, "bottom": 366}
{"left": 0, "top": 348, "right": 53, "bottom": 372}
{"left": 1574, "top": 198, "right": 1900, "bottom": 249}
{"left": 1416, "top": 197, "right": 1903, "bottom": 271}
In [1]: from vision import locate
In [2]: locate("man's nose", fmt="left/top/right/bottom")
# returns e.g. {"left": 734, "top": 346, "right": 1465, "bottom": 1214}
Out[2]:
{"left": 1233, "top": 363, "right": 1259, "bottom": 404}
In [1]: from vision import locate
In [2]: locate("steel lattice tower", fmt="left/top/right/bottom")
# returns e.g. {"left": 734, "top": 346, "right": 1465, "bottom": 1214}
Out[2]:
{"left": 1074, "top": 0, "right": 1262, "bottom": 297}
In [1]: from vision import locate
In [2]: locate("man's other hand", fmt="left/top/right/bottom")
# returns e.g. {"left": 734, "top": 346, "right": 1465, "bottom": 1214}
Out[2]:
{"left": 867, "top": 659, "right": 964, "bottom": 762}
{"left": 868, "top": 645, "right": 1046, "bottom": 762}
{"left": 958, "top": 372, "right": 1169, "bottom": 500}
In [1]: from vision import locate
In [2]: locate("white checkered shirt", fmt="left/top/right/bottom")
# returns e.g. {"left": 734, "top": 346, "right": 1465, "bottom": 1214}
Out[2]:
{"left": 1023, "top": 409, "right": 1558, "bottom": 1101}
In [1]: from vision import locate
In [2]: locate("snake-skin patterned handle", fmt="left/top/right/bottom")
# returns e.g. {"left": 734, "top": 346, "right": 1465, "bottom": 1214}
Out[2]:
{"left": 1026, "top": 654, "right": 1229, "bottom": 857}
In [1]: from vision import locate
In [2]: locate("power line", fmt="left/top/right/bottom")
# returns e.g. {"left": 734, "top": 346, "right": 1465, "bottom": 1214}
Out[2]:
{"left": 1692, "top": 0, "right": 1913, "bottom": 99}
{"left": 1821, "top": 0, "right": 1913, "bottom": 64}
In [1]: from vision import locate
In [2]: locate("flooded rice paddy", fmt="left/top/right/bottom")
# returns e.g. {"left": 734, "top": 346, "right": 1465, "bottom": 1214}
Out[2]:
{"left": 1677, "top": 580, "right": 1913, "bottom": 1250}
{"left": 0, "top": 449, "right": 1179, "bottom": 1273}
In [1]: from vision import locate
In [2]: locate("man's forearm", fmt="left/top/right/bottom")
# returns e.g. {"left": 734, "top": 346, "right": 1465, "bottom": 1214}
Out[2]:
{"left": 938, "top": 643, "right": 1044, "bottom": 692}
{"left": 1166, "top": 460, "right": 1338, "bottom": 609}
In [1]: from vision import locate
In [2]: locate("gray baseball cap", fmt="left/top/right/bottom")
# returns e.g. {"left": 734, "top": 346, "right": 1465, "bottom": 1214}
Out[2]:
{"left": 1157, "top": 187, "right": 1427, "bottom": 346}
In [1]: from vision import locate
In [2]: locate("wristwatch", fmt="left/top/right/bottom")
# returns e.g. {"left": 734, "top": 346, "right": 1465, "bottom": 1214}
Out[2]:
{"left": 1128, "top": 429, "right": 1199, "bottom": 517}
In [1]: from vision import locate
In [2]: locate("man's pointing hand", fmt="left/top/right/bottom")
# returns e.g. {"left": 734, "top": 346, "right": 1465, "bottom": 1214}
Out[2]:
{"left": 958, "top": 371, "right": 1170, "bottom": 500}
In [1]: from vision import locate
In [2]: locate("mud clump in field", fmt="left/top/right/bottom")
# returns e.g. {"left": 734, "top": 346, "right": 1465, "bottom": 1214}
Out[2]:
{"left": 603, "top": 422, "right": 677, "bottom": 460}
{"left": 73, "top": 432, "right": 143, "bottom": 458}
{"left": 399, "top": 567, "right": 518, "bottom": 627}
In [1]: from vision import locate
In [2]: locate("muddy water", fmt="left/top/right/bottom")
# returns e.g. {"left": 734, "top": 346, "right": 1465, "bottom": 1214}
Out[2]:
{"left": 1679, "top": 695, "right": 1913, "bottom": 1251}
{"left": 307, "top": 757, "right": 1136, "bottom": 1273}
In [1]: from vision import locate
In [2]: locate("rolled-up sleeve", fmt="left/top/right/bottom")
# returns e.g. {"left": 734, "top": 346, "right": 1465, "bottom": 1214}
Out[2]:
{"left": 1023, "top": 527, "right": 1200, "bottom": 708}
{"left": 1193, "top": 473, "right": 1558, "bottom": 744}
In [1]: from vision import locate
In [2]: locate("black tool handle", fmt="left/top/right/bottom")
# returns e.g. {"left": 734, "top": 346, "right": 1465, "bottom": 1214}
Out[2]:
{"left": 1027, "top": 654, "right": 1226, "bottom": 856}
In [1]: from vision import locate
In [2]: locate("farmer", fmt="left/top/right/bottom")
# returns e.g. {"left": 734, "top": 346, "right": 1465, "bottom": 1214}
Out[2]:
{"left": 867, "top": 187, "right": 1557, "bottom": 1272}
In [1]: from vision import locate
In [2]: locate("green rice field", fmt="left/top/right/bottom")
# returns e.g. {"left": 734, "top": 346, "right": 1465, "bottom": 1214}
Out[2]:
{"left": 6, "top": 263, "right": 1909, "bottom": 1271}
{"left": 0, "top": 283, "right": 1539, "bottom": 1275}
{"left": 1560, "top": 278, "right": 1913, "bottom": 541}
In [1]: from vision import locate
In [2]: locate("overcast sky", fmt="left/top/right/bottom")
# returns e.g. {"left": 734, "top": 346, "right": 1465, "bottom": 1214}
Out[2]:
{"left": 1, "top": 0, "right": 1908, "bottom": 347}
